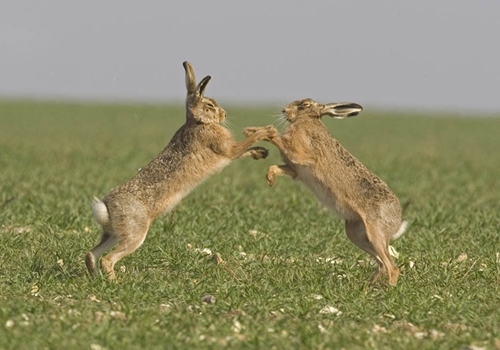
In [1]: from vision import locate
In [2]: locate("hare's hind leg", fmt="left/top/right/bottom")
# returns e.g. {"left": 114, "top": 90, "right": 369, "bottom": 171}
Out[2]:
{"left": 86, "top": 231, "right": 119, "bottom": 277}
{"left": 345, "top": 220, "right": 399, "bottom": 286}
{"left": 266, "top": 164, "right": 297, "bottom": 187}
{"left": 101, "top": 223, "right": 150, "bottom": 281}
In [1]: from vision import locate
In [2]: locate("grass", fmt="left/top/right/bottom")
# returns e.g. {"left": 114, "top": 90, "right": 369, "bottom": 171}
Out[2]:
{"left": 0, "top": 99, "right": 499, "bottom": 349}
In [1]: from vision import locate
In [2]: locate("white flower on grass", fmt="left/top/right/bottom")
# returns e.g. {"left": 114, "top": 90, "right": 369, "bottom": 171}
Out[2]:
{"left": 316, "top": 257, "right": 343, "bottom": 265}
{"left": 88, "top": 295, "right": 100, "bottom": 303}
{"left": 231, "top": 319, "right": 243, "bottom": 333}
{"left": 318, "top": 324, "right": 328, "bottom": 334}
{"left": 90, "top": 344, "right": 108, "bottom": 350}
{"left": 30, "top": 285, "right": 39, "bottom": 296}
{"left": 455, "top": 253, "right": 468, "bottom": 263}
{"left": 159, "top": 303, "right": 172, "bottom": 312}
{"left": 5, "top": 320, "right": 14, "bottom": 328}
{"left": 109, "top": 311, "right": 126, "bottom": 321}
{"left": 195, "top": 248, "right": 212, "bottom": 256}
{"left": 372, "top": 324, "right": 388, "bottom": 334}
{"left": 319, "top": 306, "right": 342, "bottom": 316}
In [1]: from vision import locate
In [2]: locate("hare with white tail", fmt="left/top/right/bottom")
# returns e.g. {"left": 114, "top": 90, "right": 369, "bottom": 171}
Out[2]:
{"left": 245, "top": 99, "right": 407, "bottom": 286}
{"left": 86, "top": 61, "right": 275, "bottom": 281}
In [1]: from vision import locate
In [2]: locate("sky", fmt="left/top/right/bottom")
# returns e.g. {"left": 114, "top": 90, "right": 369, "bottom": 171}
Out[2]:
{"left": 1, "top": 1, "right": 499, "bottom": 113}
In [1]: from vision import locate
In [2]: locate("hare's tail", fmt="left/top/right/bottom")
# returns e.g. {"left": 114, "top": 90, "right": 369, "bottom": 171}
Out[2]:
{"left": 91, "top": 197, "right": 110, "bottom": 227}
{"left": 391, "top": 220, "right": 408, "bottom": 240}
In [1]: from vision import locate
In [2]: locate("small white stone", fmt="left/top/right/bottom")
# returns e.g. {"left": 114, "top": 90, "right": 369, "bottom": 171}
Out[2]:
{"left": 319, "top": 306, "right": 342, "bottom": 316}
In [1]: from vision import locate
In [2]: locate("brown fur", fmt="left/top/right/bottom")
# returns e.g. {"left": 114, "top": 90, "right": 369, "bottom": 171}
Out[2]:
{"left": 86, "top": 62, "right": 276, "bottom": 281}
{"left": 245, "top": 98, "right": 407, "bottom": 286}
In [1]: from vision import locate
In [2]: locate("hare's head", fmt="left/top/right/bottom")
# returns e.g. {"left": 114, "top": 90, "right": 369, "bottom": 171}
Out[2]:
{"left": 183, "top": 61, "right": 226, "bottom": 124}
{"left": 282, "top": 98, "right": 363, "bottom": 123}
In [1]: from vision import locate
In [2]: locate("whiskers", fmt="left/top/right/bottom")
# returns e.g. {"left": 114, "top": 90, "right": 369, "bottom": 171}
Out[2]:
{"left": 274, "top": 115, "right": 288, "bottom": 131}
{"left": 221, "top": 117, "right": 234, "bottom": 132}
{"left": 271, "top": 103, "right": 288, "bottom": 132}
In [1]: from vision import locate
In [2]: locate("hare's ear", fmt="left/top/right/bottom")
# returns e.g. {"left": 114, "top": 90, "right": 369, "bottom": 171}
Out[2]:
{"left": 183, "top": 61, "right": 197, "bottom": 95}
{"left": 321, "top": 103, "right": 363, "bottom": 119}
{"left": 196, "top": 76, "right": 211, "bottom": 97}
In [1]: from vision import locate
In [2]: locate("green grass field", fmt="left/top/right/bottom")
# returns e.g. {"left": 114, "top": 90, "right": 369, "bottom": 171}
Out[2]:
{"left": 1, "top": 100, "right": 499, "bottom": 349}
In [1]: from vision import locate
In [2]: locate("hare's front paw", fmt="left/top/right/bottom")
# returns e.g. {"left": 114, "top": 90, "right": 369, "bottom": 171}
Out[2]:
{"left": 249, "top": 147, "right": 269, "bottom": 160}
{"left": 243, "top": 126, "right": 261, "bottom": 137}
{"left": 266, "top": 166, "right": 277, "bottom": 187}
{"left": 263, "top": 125, "right": 279, "bottom": 140}
{"left": 256, "top": 125, "right": 278, "bottom": 142}
{"left": 243, "top": 125, "right": 278, "bottom": 141}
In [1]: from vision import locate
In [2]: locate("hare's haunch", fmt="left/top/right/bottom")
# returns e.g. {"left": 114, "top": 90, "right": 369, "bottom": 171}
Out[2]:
{"left": 245, "top": 98, "right": 407, "bottom": 286}
{"left": 86, "top": 62, "right": 275, "bottom": 281}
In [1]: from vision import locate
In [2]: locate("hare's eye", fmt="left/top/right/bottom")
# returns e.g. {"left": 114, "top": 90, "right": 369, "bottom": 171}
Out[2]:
{"left": 206, "top": 102, "right": 215, "bottom": 109}
{"left": 301, "top": 102, "right": 311, "bottom": 108}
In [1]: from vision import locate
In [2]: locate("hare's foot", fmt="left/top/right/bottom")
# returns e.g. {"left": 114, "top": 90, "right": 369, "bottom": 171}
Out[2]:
{"left": 369, "top": 264, "right": 399, "bottom": 287}
{"left": 345, "top": 220, "right": 400, "bottom": 287}
{"left": 243, "top": 146, "right": 269, "bottom": 160}
{"left": 266, "top": 164, "right": 297, "bottom": 187}
{"left": 266, "top": 164, "right": 292, "bottom": 186}
{"left": 266, "top": 166, "right": 277, "bottom": 187}
{"left": 369, "top": 266, "right": 384, "bottom": 286}
{"left": 85, "top": 231, "right": 119, "bottom": 279}
{"left": 85, "top": 251, "right": 98, "bottom": 277}
{"left": 101, "top": 258, "right": 117, "bottom": 281}
{"left": 386, "top": 264, "right": 400, "bottom": 286}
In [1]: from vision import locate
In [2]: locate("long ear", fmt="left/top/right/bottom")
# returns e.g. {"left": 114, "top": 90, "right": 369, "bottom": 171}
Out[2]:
{"left": 196, "top": 75, "right": 211, "bottom": 97}
{"left": 183, "top": 61, "right": 196, "bottom": 95}
{"left": 320, "top": 103, "right": 363, "bottom": 119}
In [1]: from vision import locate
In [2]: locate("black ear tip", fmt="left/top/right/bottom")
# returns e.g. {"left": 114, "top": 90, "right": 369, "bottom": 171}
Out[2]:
{"left": 200, "top": 75, "right": 212, "bottom": 85}
{"left": 348, "top": 103, "right": 363, "bottom": 110}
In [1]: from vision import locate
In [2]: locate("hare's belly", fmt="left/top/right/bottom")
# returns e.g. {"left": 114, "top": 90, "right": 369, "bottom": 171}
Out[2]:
{"left": 296, "top": 166, "right": 358, "bottom": 221}
{"left": 155, "top": 158, "right": 232, "bottom": 217}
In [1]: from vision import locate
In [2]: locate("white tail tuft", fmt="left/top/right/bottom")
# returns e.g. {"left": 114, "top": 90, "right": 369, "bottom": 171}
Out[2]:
{"left": 91, "top": 197, "right": 110, "bottom": 226}
{"left": 391, "top": 220, "right": 408, "bottom": 240}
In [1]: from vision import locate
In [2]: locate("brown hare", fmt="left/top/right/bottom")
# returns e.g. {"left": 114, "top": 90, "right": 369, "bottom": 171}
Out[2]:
{"left": 245, "top": 98, "right": 407, "bottom": 286}
{"left": 86, "top": 61, "right": 275, "bottom": 281}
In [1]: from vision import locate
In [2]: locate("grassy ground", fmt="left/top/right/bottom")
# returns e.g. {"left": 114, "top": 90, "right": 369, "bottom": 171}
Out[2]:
{"left": 0, "top": 100, "right": 499, "bottom": 349}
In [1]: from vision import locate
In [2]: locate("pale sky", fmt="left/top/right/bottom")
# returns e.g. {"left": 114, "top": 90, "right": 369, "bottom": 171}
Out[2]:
{"left": 1, "top": 1, "right": 499, "bottom": 112}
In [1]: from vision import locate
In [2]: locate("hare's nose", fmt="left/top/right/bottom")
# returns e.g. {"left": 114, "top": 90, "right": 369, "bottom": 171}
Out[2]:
{"left": 281, "top": 109, "right": 286, "bottom": 114}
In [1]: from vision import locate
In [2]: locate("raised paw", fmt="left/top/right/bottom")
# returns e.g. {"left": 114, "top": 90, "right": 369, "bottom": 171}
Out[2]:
{"left": 261, "top": 125, "right": 279, "bottom": 141}
{"left": 266, "top": 167, "right": 277, "bottom": 187}
{"left": 243, "top": 125, "right": 279, "bottom": 141}
{"left": 243, "top": 126, "right": 261, "bottom": 137}
{"left": 249, "top": 147, "right": 269, "bottom": 160}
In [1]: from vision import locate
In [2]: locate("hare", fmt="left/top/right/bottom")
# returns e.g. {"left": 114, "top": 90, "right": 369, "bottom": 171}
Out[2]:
{"left": 244, "top": 98, "right": 407, "bottom": 286}
{"left": 86, "top": 61, "right": 275, "bottom": 281}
